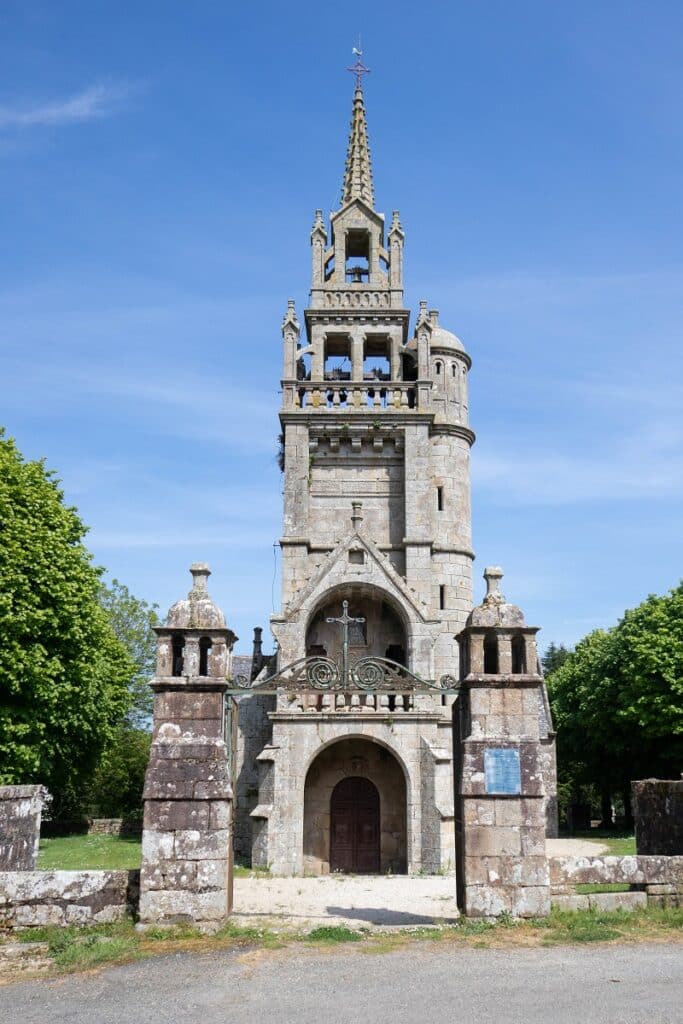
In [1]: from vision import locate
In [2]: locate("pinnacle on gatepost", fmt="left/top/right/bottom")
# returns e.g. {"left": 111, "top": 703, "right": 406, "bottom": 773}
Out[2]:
{"left": 483, "top": 566, "right": 505, "bottom": 606}
{"left": 341, "top": 79, "right": 375, "bottom": 208}
{"left": 189, "top": 562, "right": 211, "bottom": 595}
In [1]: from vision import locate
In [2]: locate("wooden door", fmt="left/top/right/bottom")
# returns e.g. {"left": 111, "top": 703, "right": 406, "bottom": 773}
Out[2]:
{"left": 330, "top": 777, "right": 380, "bottom": 874}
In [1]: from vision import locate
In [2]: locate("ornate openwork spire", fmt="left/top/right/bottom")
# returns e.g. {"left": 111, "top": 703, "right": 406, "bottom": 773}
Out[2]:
{"left": 341, "top": 68, "right": 374, "bottom": 208}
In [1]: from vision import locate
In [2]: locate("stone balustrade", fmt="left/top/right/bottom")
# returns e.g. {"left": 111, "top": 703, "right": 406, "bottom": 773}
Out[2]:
{"left": 279, "top": 692, "right": 416, "bottom": 713}
{"left": 293, "top": 381, "right": 417, "bottom": 411}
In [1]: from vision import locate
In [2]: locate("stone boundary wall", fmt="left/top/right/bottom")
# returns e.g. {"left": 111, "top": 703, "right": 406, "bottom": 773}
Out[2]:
{"left": 0, "top": 786, "right": 45, "bottom": 870}
{"left": 549, "top": 855, "right": 683, "bottom": 911}
{"left": 0, "top": 870, "right": 139, "bottom": 929}
{"left": 87, "top": 818, "right": 143, "bottom": 837}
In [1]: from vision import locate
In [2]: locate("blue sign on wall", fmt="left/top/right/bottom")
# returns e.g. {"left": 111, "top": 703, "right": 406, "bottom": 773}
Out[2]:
{"left": 484, "top": 747, "right": 521, "bottom": 795}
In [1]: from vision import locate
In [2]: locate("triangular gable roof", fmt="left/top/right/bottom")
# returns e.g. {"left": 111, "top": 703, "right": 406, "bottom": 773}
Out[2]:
{"left": 282, "top": 527, "right": 436, "bottom": 626}
{"left": 331, "top": 196, "right": 384, "bottom": 230}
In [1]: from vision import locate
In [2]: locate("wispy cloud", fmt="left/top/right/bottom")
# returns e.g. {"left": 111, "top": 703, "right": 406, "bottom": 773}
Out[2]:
{"left": 474, "top": 431, "right": 683, "bottom": 505}
{"left": 0, "top": 83, "right": 132, "bottom": 130}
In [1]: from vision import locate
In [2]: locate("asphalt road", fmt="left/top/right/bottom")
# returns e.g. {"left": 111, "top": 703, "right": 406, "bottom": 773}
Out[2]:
{"left": 2, "top": 942, "right": 682, "bottom": 1024}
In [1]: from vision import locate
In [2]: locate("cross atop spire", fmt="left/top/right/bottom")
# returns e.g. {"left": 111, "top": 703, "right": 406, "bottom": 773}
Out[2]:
{"left": 341, "top": 48, "right": 374, "bottom": 208}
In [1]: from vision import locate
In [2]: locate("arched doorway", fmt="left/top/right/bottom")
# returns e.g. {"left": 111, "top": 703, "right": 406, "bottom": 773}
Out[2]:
{"left": 303, "top": 737, "right": 407, "bottom": 874}
{"left": 330, "top": 777, "right": 380, "bottom": 873}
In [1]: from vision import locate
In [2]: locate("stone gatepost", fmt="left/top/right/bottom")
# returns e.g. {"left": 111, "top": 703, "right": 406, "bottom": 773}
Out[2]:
{"left": 139, "top": 564, "right": 236, "bottom": 930}
{"left": 453, "top": 567, "right": 555, "bottom": 918}
{"left": 0, "top": 785, "right": 46, "bottom": 870}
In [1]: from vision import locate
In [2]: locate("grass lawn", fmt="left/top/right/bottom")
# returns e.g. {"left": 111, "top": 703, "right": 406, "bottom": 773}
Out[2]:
{"left": 37, "top": 834, "right": 142, "bottom": 871}
{"left": 37, "top": 836, "right": 276, "bottom": 874}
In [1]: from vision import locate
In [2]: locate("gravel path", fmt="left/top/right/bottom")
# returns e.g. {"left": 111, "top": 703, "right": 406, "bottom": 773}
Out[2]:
{"left": 546, "top": 837, "right": 609, "bottom": 857}
{"left": 231, "top": 838, "right": 608, "bottom": 929}
{"left": 233, "top": 873, "right": 459, "bottom": 929}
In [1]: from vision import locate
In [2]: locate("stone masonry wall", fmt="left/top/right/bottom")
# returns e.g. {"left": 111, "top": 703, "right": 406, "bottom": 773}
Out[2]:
{"left": 260, "top": 714, "right": 451, "bottom": 875}
{"left": 549, "top": 855, "right": 683, "bottom": 910}
{"left": 0, "top": 870, "right": 138, "bottom": 929}
{"left": 0, "top": 786, "right": 44, "bottom": 871}
{"left": 88, "top": 818, "right": 142, "bottom": 837}
{"left": 234, "top": 694, "right": 274, "bottom": 864}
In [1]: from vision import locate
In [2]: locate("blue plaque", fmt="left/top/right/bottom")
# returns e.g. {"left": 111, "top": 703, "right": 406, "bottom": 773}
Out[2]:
{"left": 484, "top": 747, "right": 521, "bottom": 795}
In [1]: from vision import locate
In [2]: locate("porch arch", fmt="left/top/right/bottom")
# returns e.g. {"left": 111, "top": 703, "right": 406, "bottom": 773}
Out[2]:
{"left": 303, "top": 735, "right": 409, "bottom": 874}
{"left": 304, "top": 582, "right": 412, "bottom": 669}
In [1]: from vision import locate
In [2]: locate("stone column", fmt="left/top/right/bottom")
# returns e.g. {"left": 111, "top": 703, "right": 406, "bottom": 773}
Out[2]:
{"left": 390, "top": 335, "right": 401, "bottom": 381}
{"left": 497, "top": 634, "right": 512, "bottom": 675}
{"left": 469, "top": 634, "right": 485, "bottom": 674}
{"left": 139, "top": 677, "right": 233, "bottom": 931}
{"left": 352, "top": 332, "right": 364, "bottom": 382}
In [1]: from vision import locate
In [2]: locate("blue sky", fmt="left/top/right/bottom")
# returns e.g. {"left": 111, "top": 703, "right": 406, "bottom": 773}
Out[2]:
{"left": 1, "top": 2, "right": 682, "bottom": 654}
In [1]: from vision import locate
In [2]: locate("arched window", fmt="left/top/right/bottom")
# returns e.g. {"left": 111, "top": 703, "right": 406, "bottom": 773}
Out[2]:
{"left": 199, "top": 636, "right": 212, "bottom": 676}
{"left": 484, "top": 631, "right": 498, "bottom": 674}
{"left": 451, "top": 363, "right": 457, "bottom": 377}
{"left": 511, "top": 635, "right": 526, "bottom": 674}
{"left": 435, "top": 361, "right": 442, "bottom": 375}
{"left": 171, "top": 634, "right": 184, "bottom": 677}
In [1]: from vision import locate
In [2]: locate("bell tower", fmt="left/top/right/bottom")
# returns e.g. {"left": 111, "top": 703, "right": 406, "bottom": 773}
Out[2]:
{"left": 274, "top": 65, "right": 475, "bottom": 685}
{"left": 241, "top": 61, "right": 479, "bottom": 875}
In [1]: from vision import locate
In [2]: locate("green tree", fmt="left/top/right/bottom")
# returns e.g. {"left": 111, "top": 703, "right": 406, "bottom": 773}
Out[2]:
{"left": 0, "top": 432, "right": 133, "bottom": 810}
{"left": 98, "top": 579, "right": 158, "bottom": 728}
{"left": 84, "top": 725, "right": 152, "bottom": 818}
{"left": 542, "top": 641, "right": 571, "bottom": 675}
{"left": 547, "top": 582, "right": 683, "bottom": 825}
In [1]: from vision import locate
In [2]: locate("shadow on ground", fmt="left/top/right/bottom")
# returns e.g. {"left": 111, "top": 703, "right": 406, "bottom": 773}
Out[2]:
{"left": 325, "top": 906, "right": 458, "bottom": 926}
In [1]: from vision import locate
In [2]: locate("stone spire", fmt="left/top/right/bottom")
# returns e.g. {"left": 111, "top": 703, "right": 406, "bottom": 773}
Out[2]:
{"left": 341, "top": 82, "right": 374, "bottom": 208}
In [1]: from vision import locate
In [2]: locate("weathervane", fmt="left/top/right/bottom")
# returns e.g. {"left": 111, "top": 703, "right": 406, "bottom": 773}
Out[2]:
{"left": 347, "top": 40, "right": 370, "bottom": 88}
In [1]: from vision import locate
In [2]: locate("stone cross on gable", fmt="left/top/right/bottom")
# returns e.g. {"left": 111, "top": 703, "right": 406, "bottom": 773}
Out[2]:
{"left": 326, "top": 600, "right": 365, "bottom": 686}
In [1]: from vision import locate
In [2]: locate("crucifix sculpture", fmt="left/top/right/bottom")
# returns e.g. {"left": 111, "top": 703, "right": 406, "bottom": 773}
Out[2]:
{"left": 326, "top": 600, "right": 365, "bottom": 688}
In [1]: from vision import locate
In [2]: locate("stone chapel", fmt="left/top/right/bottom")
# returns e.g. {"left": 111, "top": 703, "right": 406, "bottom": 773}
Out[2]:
{"left": 226, "top": 74, "right": 558, "bottom": 876}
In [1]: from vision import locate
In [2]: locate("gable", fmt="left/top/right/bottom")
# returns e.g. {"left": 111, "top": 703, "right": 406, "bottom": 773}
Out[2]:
{"left": 282, "top": 528, "right": 434, "bottom": 627}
